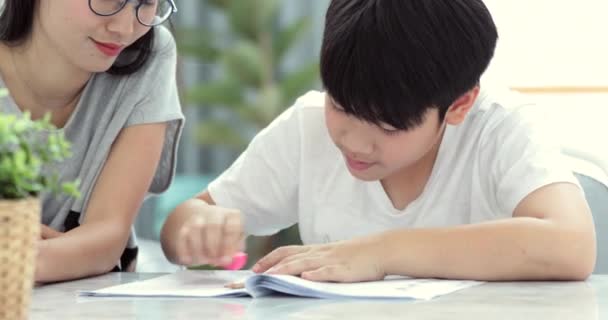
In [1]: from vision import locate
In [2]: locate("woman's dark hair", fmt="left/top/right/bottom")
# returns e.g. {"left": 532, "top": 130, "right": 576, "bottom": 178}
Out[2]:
{"left": 0, "top": 0, "right": 154, "bottom": 75}
{"left": 321, "top": 0, "right": 498, "bottom": 130}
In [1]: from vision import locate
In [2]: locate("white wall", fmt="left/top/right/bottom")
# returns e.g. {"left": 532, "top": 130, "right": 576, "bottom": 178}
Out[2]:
{"left": 483, "top": 0, "right": 608, "bottom": 87}
{"left": 480, "top": 1, "right": 608, "bottom": 175}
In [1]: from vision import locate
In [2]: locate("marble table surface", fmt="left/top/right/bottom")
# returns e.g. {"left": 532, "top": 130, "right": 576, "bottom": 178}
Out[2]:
{"left": 31, "top": 272, "right": 608, "bottom": 319}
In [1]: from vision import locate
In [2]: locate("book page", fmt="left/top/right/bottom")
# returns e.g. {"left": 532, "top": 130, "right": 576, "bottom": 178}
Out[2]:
{"left": 80, "top": 271, "right": 482, "bottom": 300}
{"left": 80, "top": 270, "right": 253, "bottom": 298}
{"left": 253, "top": 274, "right": 482, "bottom": 299}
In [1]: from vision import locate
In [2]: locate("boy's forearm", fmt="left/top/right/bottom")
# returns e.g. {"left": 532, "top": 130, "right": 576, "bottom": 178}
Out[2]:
{"left": 35, "top": 222, "right": 129, "bottom": 283}
{"left": 375, "top": 217, "right": 595, "bottom": 281}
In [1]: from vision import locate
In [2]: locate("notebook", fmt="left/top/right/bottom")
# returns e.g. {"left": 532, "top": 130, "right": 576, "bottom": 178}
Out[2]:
{"left": 79, "top": 270, "right": 482, "bottom": 300}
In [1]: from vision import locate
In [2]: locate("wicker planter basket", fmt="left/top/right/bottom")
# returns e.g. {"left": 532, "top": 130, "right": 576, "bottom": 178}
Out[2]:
{"left": 0, "top": 198, "right": 40, "bottom": 320}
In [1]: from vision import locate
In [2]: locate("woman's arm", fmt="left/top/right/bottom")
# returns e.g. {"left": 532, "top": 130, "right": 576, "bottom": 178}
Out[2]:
{"left": 35, "top": 123, "right": 166, "bottom": 283}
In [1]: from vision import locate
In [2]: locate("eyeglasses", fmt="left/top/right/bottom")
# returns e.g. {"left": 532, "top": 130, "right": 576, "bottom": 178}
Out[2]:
{"left": 89, "top": 0, "right": 178, "bottom": 27}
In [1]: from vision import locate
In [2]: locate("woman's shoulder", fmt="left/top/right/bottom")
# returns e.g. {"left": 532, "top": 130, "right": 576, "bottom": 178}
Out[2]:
{"left": 152, "top": 25, "right": 177, "bottom": 56}
{"left": 139, "top": 26, "right": 177, "bottom": 77}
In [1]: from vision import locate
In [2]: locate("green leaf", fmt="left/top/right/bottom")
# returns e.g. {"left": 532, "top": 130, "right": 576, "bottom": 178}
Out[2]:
{"left": 196, "top": 120, "right": 248, "bottom": 150}
{"left": 225, "top": 0, "right": 279, "bottom": 40}
{"left": 61, "top": 180, "right": 81, "bottom": 198}
{"left": 258, "top": 0, "right": 281, "bottom": 32}
{"left": 231, "top": 103, "right": 267, "bottom": 127}
{"left": 223, "top": 40, "right": 265, "bottom": 87}
{"left": 0, "top": 107, "right": 80, "bottom": 199}
{"left": 254, "top": 85, "right": 283, "bottom": 128}
{"left": 186, "top": 80, "right": 244, "bottom": 107}
{"left": 175, "top": 28, "right": 220, "bottom": 61}
{"left": 279, "top": 61, "right": 320, "bottom": 106}
{"left": 206, "top": 0, "right": 230, "bottom": 9}
{"left": 227, "top": 1, "right": 259, "bottom": 40}
{"left": 274, "top": 17, "right": 311, "bottom": 62}
{"left": 177, "top": 43, "right": 221, "bottom": 62}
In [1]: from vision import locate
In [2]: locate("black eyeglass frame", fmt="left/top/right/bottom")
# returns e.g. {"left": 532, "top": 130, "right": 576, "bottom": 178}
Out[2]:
{"left": 88, "top": 0, "right": 178, "bottom": 27}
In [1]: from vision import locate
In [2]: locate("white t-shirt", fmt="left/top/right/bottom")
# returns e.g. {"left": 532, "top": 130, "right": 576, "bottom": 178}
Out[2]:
{"left": 208, "top": 89, "right": 579, "bottom": 245}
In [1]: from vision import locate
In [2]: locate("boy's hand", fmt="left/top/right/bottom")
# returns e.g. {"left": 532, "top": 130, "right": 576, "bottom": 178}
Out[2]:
{"left": 252, "top": 238, "right": 386, "bottom": 283}
{"left": 40, "top": 225, "right": 63, "bottom": 240}
{"left": 174, "top": 203, "right": 245, "bottom": 267}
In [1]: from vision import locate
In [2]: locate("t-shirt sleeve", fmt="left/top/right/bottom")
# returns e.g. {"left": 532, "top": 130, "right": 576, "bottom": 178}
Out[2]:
{"left": 483, "top": 108, "right": 581, "bottom": 216}
{"left": 125, "top": 26, "right": 184, "bottom": 193}
{"left": 207, "top": 107, "right": 302, "bottom": 237}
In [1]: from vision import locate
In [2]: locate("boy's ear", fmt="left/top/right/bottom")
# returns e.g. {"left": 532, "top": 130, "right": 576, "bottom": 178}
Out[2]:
{"left": 444, "top": 86, "right": 480, "bottom": 125}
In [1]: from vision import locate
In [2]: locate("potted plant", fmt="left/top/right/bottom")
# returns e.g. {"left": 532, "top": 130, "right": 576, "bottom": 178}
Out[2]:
{"left": 0, "top": 87, "right": 79, "bottom": 320}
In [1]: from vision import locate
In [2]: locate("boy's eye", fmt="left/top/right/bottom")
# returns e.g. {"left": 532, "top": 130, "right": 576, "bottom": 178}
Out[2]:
{"left": 378, "top": 123, "right": 401, "bottom": 136}
{"left": 381, "top": 128, "right": 401, "bottom": 136}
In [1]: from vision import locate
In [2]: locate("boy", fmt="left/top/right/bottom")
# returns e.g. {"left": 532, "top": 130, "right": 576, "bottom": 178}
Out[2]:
{"left": 161, "top": 0, "right": 595, "bottom": 282}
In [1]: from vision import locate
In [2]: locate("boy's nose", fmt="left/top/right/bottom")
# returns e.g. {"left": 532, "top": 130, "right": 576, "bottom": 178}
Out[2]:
{"left": 340, "top": 133, "right": 374, "bottom": 157}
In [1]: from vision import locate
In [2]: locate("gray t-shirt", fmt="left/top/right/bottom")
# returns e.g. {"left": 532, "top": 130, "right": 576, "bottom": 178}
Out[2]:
{"left": 0, "top": 26, "right": 184, "bottom": 269}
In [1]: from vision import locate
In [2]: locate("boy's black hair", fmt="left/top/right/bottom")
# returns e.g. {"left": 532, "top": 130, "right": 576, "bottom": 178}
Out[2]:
{"left": 321, "top": 0, "right": 498, "bottom": 130}
{"left": 0, "top": 0, "right": 154, "bottom": 75}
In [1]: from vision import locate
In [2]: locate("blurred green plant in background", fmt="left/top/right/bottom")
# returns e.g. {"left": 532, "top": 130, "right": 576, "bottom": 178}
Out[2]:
{"left": 178, "top": 0, "right": 320, "bottom": 150}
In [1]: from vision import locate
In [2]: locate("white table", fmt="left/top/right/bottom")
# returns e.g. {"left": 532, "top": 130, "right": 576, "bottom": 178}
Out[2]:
{"left": 31, "top": 272, "right": 608, "bottom": 319}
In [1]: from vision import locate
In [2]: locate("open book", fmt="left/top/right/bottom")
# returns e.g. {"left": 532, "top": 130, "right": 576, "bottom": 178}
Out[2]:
{"left": 80, "top": 270, "right": 482, "bottom": 300}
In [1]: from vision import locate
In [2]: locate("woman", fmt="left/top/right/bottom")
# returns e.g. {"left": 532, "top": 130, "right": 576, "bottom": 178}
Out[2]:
{"left": 0, "top": 0, "right": 183, "bottom": 282}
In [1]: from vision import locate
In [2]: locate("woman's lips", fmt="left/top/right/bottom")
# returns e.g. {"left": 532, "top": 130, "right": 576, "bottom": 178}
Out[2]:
{"left": 92, "top": 39, "right": 124, "bottom": 57}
